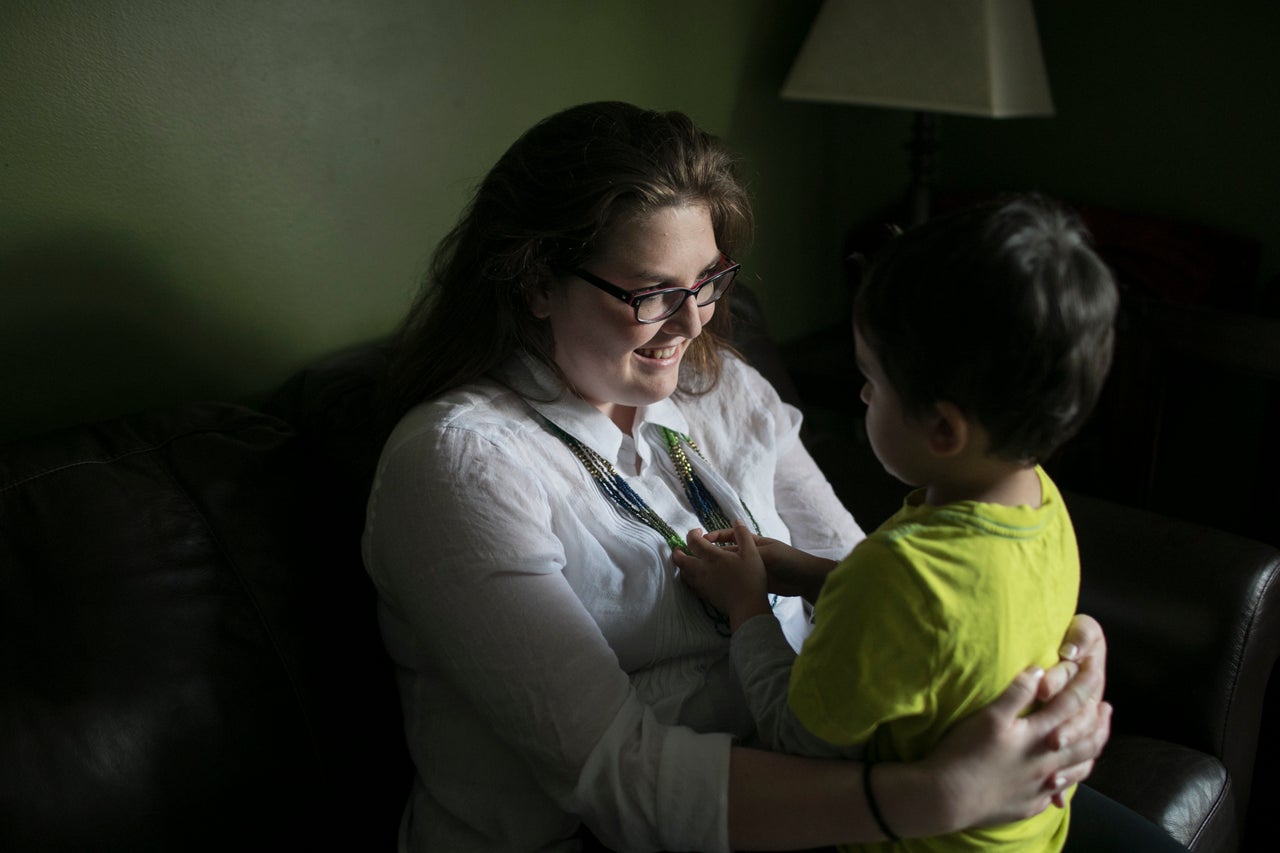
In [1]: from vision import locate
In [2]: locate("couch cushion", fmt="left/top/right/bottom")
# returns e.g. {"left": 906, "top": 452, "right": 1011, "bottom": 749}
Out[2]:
{"left": 0, "top": 403, "right": 406, "bottom": 852}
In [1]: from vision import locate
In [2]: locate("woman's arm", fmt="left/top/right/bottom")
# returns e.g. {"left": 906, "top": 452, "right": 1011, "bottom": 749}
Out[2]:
{"left": 759, "top": 382, "right": 867, "bottom": 562}
{"left": 699, "top": 545, "right": 1110, "bottom": 843}
{"left": 726, "top": 662, "right": 1108, "bottom": 849}
{"left": 367, "top": 422, "right": 735, "bottom": 851}
{"left": 708, "top": 545, "right": 1109, "bottom": 846}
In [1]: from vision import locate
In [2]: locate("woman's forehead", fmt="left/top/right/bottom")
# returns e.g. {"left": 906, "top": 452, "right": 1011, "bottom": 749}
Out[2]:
{"left": 594, "top": 204, "right": 718, "bottom": 273}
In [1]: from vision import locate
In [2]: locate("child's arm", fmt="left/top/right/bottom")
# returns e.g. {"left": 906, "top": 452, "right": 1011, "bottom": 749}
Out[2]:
{"left": 691, "top": 523, "right": 839, "bottom": 604}
{"left": 675, "top": 522, "right": 865, "bottom": 760}
{"left": 730, "top": 613, "right": 865, "bottom": 760}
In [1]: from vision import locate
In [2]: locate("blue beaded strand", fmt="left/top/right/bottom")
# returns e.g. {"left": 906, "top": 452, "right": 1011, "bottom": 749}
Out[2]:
{"left": 542, "top": 419, "right": 765, "bottom": 635}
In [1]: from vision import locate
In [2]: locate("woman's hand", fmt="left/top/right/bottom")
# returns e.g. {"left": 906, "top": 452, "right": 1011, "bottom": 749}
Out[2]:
{"left": 723, "top": 616, "right": 1111, "bottom": 846}
{"left": 1039, "top": 614, "right": 1106, "bottom": 714}
{"left": 886, "top": 619, "right": 1111, "bottom": 835}
{"left": 1037, "top": 613, "right": 1109, "bottom": 806}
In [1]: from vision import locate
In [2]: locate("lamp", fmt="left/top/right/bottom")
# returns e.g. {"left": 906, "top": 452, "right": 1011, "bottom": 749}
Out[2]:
{"left": 782, "top": 0, "right": 1054, "bottom": 224}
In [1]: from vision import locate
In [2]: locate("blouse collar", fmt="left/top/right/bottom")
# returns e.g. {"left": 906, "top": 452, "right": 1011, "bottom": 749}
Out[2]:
{"left": 496, "top": 351, "right": 691, "bottom": 463}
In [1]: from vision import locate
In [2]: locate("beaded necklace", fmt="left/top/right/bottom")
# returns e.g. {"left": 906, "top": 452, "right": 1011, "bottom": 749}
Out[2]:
{"left": 542, "top": 418, "right": 763, "bottom": 635}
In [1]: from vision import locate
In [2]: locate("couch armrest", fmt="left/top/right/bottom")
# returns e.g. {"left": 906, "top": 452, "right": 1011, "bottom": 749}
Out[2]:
{"left": 1068, "top": 491, "right": 1280, "bottom": 848}
{"left": 1085, "top": 734, "right": 1233, "bottom": 851}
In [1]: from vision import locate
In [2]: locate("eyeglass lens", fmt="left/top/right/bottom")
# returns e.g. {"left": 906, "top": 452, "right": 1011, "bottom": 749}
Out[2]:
{"left": 634, "top": 267, "right": 737, "bottom": 322}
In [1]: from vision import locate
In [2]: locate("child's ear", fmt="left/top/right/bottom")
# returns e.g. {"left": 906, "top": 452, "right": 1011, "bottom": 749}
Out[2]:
{"left": 926, "top": 401, "right": 971, "bottom": 457}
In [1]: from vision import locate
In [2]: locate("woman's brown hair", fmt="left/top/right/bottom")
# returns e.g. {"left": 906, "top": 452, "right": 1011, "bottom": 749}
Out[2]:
{"left": 380, "top": 101, "right": 754, "bottom": 422}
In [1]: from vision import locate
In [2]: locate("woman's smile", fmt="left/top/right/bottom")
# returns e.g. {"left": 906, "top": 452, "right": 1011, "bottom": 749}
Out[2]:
{"left": 635, "top": 342, "right": 682, "bottom": 363}
{"left": 531, "top": 203, "right": 719, "bottom": 433}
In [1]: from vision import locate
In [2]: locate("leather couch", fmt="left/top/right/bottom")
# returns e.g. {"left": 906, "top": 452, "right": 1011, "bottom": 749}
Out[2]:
{"left": 2, "top": 290, "right": 1277, "bottom": 852}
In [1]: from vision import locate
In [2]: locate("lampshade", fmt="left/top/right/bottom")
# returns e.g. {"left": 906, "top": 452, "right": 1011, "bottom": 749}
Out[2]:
{"left": 782, "top": 0, "right": 1054, "bottom": 118}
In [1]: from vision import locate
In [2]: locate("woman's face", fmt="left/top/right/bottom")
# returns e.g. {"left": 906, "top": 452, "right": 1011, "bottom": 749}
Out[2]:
{"left": 532, "top": 204, "right": 720, "bottom": 433}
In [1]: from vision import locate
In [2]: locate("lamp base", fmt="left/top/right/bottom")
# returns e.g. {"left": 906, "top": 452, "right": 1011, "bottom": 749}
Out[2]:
{"left": 906, "top": 111, "right": 938, "bottom": 226}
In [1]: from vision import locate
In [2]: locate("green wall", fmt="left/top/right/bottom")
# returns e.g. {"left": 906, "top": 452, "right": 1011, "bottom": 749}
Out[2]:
{"left": 4, "top": 0, "right": 1277, "bottom": 443}
{"left": 0, "top": 0, "right": 829, "bottom": 442}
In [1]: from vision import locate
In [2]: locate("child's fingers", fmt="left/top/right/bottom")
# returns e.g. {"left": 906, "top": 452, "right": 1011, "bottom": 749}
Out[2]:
{"left": 683, "top": 527, "right": 709, "bottom": 554}
{"left": 732, "top": 519, "right": 759, "bottom": 560}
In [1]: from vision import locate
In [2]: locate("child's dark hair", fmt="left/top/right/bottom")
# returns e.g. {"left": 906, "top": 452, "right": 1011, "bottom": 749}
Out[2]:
{"left": 853, "top": 194, "right": 1119, "bottom": 463}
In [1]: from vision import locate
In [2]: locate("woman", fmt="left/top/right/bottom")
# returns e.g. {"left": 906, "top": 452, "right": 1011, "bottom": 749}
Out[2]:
{"left": 364, "top": 101, "right": 1112, "bottom": 852}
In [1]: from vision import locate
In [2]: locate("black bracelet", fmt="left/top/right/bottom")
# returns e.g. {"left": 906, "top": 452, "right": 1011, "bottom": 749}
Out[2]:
{"left": 864, "top": 760, "right": 901, "bottom": 842}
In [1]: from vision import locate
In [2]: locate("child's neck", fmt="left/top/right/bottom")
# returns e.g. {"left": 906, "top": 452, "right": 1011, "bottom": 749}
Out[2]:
{"left": 924, "top": 464, "right": 1042, "bottom": 508}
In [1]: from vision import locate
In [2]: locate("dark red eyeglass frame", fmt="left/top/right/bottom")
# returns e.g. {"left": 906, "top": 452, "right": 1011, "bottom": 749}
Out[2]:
{"left": 569, "top": 255, "right": 740, "bottom": 324}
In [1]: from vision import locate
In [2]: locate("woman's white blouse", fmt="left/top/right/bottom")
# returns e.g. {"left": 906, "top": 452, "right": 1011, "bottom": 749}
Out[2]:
{"left": 363, "top": 352, "right": 863, "bottom": 852}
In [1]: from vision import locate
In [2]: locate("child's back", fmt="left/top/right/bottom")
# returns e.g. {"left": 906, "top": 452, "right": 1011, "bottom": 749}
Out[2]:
{"left": 678, "top": 194, "right": 1119, "bottom": 851}
{"left": 791, "top": 466, "right": 1078, "bottom": 851}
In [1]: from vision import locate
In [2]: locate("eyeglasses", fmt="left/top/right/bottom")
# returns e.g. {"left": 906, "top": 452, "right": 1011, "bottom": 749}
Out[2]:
{"left": 569, "top": 255, "right": 740, "bottom": 324}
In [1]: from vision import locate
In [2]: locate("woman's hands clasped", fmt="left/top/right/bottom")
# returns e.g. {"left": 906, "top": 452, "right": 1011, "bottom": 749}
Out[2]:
{"left": 919, "top": 614, "right": 1111, "bottom": 831}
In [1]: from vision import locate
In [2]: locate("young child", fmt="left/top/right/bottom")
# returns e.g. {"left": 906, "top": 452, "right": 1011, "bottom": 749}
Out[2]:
{"left": 674, "top": 194, "right": 1119, "bottom": 851}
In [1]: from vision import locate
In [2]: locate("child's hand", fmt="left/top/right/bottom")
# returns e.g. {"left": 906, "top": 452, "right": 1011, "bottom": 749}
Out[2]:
{"left": 698, "top": 528, "right": 837, "bottom": 604}
{"left": 672, "top": 520, "right": 772, "bottom": 632}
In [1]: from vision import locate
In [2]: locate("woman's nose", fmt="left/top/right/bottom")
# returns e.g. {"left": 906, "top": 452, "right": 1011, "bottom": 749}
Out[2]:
{"left": 662, "top": 291, "right": 707, "bottom": 337}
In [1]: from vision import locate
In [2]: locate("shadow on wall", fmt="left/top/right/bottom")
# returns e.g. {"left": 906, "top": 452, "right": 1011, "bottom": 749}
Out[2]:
{"left": 0, "top": 231, "right": 275, "bottom": 445}
{"left": 719, "top": 0, "right": 911, "bottom": 345}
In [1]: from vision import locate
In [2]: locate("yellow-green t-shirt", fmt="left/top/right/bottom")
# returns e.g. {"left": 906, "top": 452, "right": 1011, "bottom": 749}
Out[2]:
{"left": 789, "top": 466, "right": 1079, "bottom": 852}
